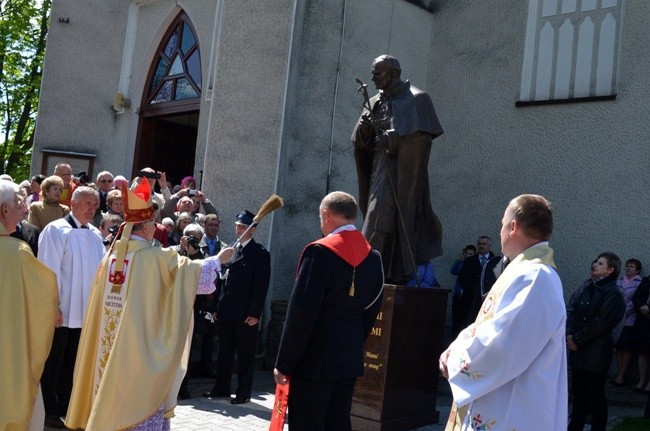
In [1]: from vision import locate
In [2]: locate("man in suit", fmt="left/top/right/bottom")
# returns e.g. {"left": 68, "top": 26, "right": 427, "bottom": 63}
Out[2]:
{"left": 37, "top": 187, "right": 105, "bottom": 428}
{"left": 274, "top": 191, "right": 384, "bottom": 431}
{"left": 95, "top": 171, "right": 114, "bottom": 212}
{"left": 10, "top": 187, "right": 41, "bottom": 255}
{"left": 204, "top": 210, "right": 271, "bottom": 404}
{"left": 11, "top": 219, "right": 41, "bottom": 256}
{"left": 195, "top": 213, "right": 227, "bottom": 377}
{"left": 457, "top": 236, "right": 495, "bottom": 327}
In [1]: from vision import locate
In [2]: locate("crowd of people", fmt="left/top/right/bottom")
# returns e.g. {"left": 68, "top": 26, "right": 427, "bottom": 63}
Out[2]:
{"left": 2, "top": 160, "right": 648, "bottom": 431}
{"left": 0, "top": 163, "right": 273, "bottom": 430}
{"left": 449, "top": 229, "right": 649, "bottom": 430}
{"left": 2, "top": 159, "right": 389, "bottom": 431}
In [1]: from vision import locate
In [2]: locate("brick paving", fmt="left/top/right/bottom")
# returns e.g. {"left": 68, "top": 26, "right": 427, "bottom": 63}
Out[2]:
{"left": 46, "top": 369, "right": 646, "bottom": 430}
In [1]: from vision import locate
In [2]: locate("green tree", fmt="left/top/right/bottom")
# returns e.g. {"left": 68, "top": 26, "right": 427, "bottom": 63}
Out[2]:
{"left": 0, "top": 0, "right": 50, "bottom": 180}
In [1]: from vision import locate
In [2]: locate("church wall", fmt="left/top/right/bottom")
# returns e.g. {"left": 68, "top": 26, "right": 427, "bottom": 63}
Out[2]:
{"left": 424, "top": 0, "right": 649, "bottom": 295}
{"left": 269, "top": 0, "right": 437, "bottom": 300}
{"left": 32, "top": 0, "right": 649, "bottom": 309}
{"left": 272, "top": 0, "right": 649, "bottom": 302}
{"left": 198, "top": 0, "right": 295, "bottom": 278}
{"left": 32, "top": 0, "right": 131, "bottom": 176}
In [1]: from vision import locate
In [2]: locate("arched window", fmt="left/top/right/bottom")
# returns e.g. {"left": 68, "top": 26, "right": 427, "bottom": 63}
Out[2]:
{"left": 145, "top": 13, "right": 201, "bottom": 106}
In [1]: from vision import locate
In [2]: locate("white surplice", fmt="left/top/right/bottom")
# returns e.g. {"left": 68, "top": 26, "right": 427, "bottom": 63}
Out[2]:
{"left": 38, "top": 217, "right": 105, "bottom": 327}
{"left": 446, "top": 243, "right": 568, "bottom": 430}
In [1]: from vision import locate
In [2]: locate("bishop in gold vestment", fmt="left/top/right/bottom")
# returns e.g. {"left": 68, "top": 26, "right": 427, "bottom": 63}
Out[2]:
{"left": 65, "top": 180, "right": 233, "bottom": 431}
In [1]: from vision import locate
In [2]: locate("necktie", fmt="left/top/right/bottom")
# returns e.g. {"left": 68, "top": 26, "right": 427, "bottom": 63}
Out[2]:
{"left": 480, "top": 255, "right": 487, "bottom": 266}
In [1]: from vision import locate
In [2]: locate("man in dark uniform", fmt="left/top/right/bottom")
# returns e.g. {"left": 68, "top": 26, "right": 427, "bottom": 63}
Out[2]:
{"left": 204, "top": 210, "right": 271, "bottom": 404}
{"left": 274, "top": 191, "right": 384, "bottom": 431}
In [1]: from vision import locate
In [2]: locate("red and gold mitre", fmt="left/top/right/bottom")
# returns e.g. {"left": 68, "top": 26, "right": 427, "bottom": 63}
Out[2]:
{"left": 119, "top": 180, "right": 155, "bottom": 223}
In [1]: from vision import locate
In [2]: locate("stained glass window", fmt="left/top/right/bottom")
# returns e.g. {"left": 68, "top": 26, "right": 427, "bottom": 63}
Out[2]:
{"left": 147, "top": 13, "right": 202, "bottom": 105}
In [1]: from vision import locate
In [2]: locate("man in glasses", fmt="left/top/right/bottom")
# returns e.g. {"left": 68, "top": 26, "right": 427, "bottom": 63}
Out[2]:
{"left": 95, "top": 171, "right": 114, "bottom": 213}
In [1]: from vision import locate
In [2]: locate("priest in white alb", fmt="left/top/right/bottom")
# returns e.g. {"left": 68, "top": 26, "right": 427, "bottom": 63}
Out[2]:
{"left": 65, "top": 179, "right": 234, "bottom": 431}
{"left": 38, "top": 186, "right": 105, "bottom": 428}
{"left": 439, "top": 194, "right": 567, "bottom": 431}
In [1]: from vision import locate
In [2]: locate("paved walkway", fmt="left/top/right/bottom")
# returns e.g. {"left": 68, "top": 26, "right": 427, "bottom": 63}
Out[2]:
{"left": 170, "top": 371, "right": 647, "bottom": 431}
{"left": 46, "top": 369, "right": 646, "bottom": 430}
{"left": 172, "top": 371, "right": 450, "bottom": 431}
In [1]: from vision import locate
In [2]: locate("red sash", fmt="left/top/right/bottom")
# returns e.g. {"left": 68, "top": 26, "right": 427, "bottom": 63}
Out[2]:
{"left": 296, "top": 229, "right": 371, "bottom": 276}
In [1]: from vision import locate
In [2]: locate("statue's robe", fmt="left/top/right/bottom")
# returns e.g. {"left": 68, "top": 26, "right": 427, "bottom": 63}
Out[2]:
{"left": 353, "top": 80, "right": 444, "bottom": 283}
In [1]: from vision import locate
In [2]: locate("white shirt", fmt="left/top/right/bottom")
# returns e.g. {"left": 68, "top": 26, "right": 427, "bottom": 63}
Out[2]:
{"left": 38, "top": 217, "right": 105, "bottom": 328}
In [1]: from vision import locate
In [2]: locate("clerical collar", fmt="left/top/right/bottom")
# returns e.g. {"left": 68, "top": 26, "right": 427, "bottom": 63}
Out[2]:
{"left": 379, "top": 80, "right": 410, "bottom": 97}
{"left": 70, "top": 213, "right": 87, "bottom": 229}
{"left": 329, "top": 224, "right": 357, "bottom": 236}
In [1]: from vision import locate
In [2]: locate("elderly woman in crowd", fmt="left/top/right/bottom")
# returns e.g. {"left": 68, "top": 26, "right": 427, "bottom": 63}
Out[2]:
{"left": 611, "top": 258, "right": 644, "bottom": 386}
{"left": 567, "top": 252, "right": 625, "bottom": 431}
{"left": 27, "top": 175, "right": 70, "bottom": 230}
{"left": 105, "top": 189, "right": 124, "bottom": 218}
{"left": 170, "top": 211, "right": 193, "bottom": 246}
{"left": 632, "top": 276, "right": 650, "bottom": 394}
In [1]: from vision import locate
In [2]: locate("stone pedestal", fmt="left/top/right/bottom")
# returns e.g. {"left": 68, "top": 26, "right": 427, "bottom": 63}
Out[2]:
{"left": 351, "top": 285, "right": 449, "bottom": 431}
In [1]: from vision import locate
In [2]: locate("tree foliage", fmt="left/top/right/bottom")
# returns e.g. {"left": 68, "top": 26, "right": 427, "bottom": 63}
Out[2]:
{"left": 0, "top": 0, "right": 51, "bottom": 180}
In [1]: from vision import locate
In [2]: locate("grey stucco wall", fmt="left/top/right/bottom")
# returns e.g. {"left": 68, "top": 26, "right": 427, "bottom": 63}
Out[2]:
{"left": 199, "top": 0, "right": 294, "bottom": 256}
{"left": 424, "top": 0, "right": 649, "bottom": 295}
{"left": 33, "top": 0, "right": 131, "bottom": 175}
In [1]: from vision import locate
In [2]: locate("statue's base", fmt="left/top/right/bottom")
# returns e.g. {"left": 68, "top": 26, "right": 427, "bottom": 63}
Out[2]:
{"left": 351, "top": 284, "right": 449, "bottom": 431}
{"left": 352, "top": 410, "right": 440, "bottom": 431}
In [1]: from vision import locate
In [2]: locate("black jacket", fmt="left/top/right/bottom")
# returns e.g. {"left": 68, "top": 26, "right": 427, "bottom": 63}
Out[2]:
{"left": 566, "top": 275, "right": 625, "bottom": 373}
{"left": 10, "top": 220, "right": 40, "bottom": 256}
{"left": 216, "top": 239, "right": 270, "bottom": 322}
{"left": 275, "top": 244, "right": 384, "bottom": 380}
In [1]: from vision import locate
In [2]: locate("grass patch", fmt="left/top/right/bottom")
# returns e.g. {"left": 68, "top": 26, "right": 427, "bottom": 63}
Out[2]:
{"left": 610, "top": 417, "right": 650, "bottom": 431}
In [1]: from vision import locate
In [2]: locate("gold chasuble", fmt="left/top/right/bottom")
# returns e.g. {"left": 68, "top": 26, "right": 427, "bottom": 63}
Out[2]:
{"left": 0, "top": 226, "right": 58, "bottom": 431}
{"left": 66, "top": 239, "right": 203, "bottom": 431}
{"left": 445, "top": 244, "right": 555, "bottom": 431}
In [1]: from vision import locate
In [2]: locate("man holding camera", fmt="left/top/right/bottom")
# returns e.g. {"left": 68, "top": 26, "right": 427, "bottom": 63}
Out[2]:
{"left": 162, "top": 187, "right": 217, "bottom": 223}
{"left": 137, "top": 167, "right": 172, "bottom": 217}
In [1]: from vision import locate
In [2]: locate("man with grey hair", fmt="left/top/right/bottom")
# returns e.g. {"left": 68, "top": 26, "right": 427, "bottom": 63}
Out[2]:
{"left": 38, "top": 186, "right": 105, "bottom": 428}
{"left": 274, "top": 191, "right": 384, "bottom": 430}
{"left": 0, "top": 180, "right": 58, "bottom": 431}
{"left": 95, "top": 170, "right": 114, "bottom": 213}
